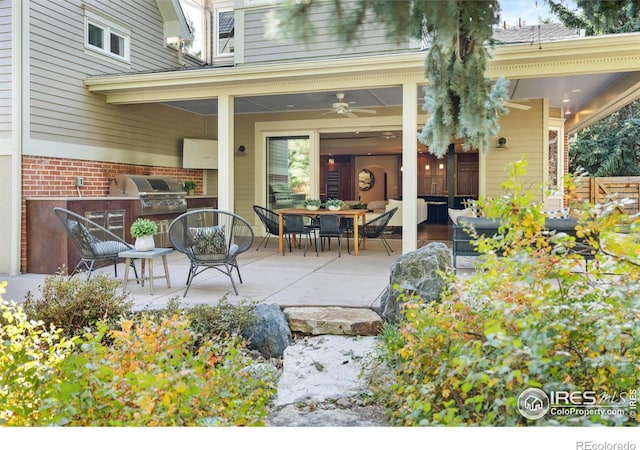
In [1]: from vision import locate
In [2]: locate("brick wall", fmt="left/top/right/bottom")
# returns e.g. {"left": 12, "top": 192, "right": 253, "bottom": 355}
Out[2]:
{"left": 21, "top": 156, "right": 204, "bottom": 272}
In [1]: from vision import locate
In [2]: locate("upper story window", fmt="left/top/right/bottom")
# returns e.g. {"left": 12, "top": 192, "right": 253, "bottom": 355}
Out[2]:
{"left": 216, "top": 8, "right": 234, "bottom": 56}
{"left": 84, "top": 9, "right": 131, "bottom": 62}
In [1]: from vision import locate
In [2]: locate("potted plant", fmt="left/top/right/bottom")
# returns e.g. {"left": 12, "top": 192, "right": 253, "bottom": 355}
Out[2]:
{"left": 130, "top": 218, "right": 158, "bottom": 251}
{"left": 325, "top": 198, "right": 345, "bottom": 211}
{"left": 303, "top": 198, "right": 322, "bottom": 211}
{"left": 183, "top": 180, "right": 197, "bottom": 195}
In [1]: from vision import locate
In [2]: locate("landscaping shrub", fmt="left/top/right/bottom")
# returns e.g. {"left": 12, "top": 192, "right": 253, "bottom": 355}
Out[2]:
{"left": 373, "top": 161, "right": 640, "bottom": 426}
{"left": 22, "top": 273, "right": 133, "bottom": 338}
{"left": 0, "top": 285, "right": 75, "bottom": 426}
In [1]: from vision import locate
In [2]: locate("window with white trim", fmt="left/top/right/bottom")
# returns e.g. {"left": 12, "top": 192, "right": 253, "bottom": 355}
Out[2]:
{"left": 215, "top": 8, "right": 234, "bottom": 56}
{"left": 84, "top": 9, "right": 131, "bottom": 62}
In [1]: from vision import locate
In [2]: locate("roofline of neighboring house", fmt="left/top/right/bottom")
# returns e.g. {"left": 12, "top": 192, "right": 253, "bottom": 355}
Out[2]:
{"left": 84, "top": 32, "right": 640, "bottom": 131}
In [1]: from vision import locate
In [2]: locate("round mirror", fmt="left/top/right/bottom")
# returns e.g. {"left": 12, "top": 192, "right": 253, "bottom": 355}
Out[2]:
{"left": 358, "top": 169, "right": 375, "bottom": 191}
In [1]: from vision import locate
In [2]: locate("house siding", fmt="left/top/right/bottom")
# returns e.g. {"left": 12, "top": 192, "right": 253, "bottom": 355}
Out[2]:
{"left": 485, "top": 99, "right": 545, "bottom": 200}
{"left": 28, "top": 0, "right": 203, "bottom": 161}
{"left": 238, "top": 1, "right": 415, "bottom": 65}
{"left": 0, "top": 2, "right": 12, "bottom": 137}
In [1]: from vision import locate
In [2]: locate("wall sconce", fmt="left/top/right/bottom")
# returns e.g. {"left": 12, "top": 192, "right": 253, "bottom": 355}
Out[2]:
{"left": 425, "top": 164, "right": 430, "bottom": 170}
{"left": 496, "top": 137, "right": 508, "bottom": 149}
{"left": 438, "top": 163, "right": 444, "bottom": 170}
{"left": 327, "top": 157, "right": 335, "bottom": 170}
{"left": 237, "top": 145, "right": 246, "bottom": 153}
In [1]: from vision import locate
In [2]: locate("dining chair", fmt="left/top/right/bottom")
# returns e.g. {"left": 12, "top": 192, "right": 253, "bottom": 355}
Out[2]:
{"left": 253, "top": 205, "right": 285, "bottom": 251}
{"left": 282, "top": 214, "right": 316, "bottom": 256}
{"left": 353, "top": 207, "right": 398, "bottom": 256}
{"left": 53, "top": 207, "right": 138, "bottom": 279}
{"left": 168, "top": 209, "right": 254, "bottom": 296}
{"left": 316, "top": 214, "right": 350, "bottom": 257}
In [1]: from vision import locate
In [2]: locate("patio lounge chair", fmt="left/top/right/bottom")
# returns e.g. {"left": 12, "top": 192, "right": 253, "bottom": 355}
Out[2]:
{"left": 53, "top": 207, "right": 138, "bottom": 279}
{"left": 168, "top": 209, "right": 254, "bottom": 296}
{"left": 253, "top": 205, "right": 284, "bottom": 250}
{"left": 353, "top": 207, "right": 398, "bottom": 256}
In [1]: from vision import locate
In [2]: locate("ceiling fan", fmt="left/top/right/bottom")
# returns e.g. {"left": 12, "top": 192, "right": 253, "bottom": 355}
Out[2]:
{"left": 502, "top": 99, "right": 531, "bottom": 111}
{"left": 317, "top": 93, "right": 378, "bottom": 118}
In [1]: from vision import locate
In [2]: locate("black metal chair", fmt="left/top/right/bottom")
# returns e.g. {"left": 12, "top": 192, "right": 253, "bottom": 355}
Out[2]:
{"left": 53, "top": 207, "right": 138, "bottom": 279}
{"left": 253, "top": 205, "right": 285, "bottom": 251}
{"left": 282, "top": 213, "right": 316, "bottom": 256}
{"left": 168, "top": 209, "right": 254, "bottom": 296}
{"left": 354, "top": 207, "right": 398, "bottom": 256}
{"left": 316, "top": 214, "right": 350, "bottom": 257}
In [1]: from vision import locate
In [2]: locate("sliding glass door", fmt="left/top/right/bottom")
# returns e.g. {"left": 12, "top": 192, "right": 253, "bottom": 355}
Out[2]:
{"left": 266, "top": 136, "right": 310, "bottom": 210}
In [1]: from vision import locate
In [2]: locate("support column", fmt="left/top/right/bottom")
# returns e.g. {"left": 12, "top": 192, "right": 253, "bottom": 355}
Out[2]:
{"left": 402, "top": 83, "right": 418, "bottom": 254}
{"left": 217, "top": 94, "right": 234, "bottom": 212}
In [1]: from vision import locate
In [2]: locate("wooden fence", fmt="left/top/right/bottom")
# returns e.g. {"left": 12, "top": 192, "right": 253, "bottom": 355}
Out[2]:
{"left": 575, "top": 177, "right": 640, "bottom": 215}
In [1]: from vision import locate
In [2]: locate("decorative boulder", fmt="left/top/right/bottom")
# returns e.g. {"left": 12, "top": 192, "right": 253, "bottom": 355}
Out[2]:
{"left": 244, "top": 303, "right": 292, "bottom": 359}
{"left": 379, "top": 242, "right": 451, "bottom": 324}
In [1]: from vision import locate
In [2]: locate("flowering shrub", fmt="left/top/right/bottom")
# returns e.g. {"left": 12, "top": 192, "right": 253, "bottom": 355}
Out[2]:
{"left": 374, "top": 160, "right": 640, "bottom": 426}
{"left": 44, "top": 313, "right": 277, "bottom": 426}
{"left": 0, "top": 288, "right": 75, "bottom": 426}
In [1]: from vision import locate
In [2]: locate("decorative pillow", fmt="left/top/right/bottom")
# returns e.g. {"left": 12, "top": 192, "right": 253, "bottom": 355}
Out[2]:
{"left": 448, "top": 207, "right": 476, "bottom": 224}
{"left": 188, "top": 225, "right": 227, "bottom": 255}
{"left": 367, "top": 200, "right": 388, "bottom": 211}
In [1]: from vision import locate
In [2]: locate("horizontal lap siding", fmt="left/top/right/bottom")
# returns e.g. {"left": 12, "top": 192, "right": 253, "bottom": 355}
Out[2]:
{"left": 241, "top": 3, "right": 411, "bottom": 65}
{"left": 0, "top": 4, "right": 11, "bottom": 136}
{"left": 28, "top": 0, "right": 204, "bottom": 160}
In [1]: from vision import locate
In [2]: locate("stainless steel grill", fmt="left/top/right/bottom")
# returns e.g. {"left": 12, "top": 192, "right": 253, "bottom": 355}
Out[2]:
{"left": 109, "top": 175, "right": 187, "bottom": 216}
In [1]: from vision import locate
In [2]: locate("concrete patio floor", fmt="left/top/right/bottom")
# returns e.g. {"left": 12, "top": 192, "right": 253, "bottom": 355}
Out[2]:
{"left": 2, "top": 235, "right": 465, "bottom": 311}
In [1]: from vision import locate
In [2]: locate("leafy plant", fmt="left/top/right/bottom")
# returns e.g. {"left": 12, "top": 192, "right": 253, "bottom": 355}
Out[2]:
{"left": 349, "top": 202, "right": 368, "bottom": 210}
{"left": 374, "top": 159, "right": 640, "bottom": 426}
{"left": 325, "top": 198, "right": 345, "bottom": 208}
{"left": 183, "top": 180, "right": 197, "bottom": 191}
{"left": 303, "top": 198, "right": 321, "bottom": 207}
{"left": 22, "top": 273, "right": 133, "bottom": 339}
{"left": 0, "top": 290, "right": 75, "bottom": 426}
{"left": 46, "top": 314, "right": 277, "bottom": 426}
{"left": 130, "top": 218, "right": 158, "bottom": 237}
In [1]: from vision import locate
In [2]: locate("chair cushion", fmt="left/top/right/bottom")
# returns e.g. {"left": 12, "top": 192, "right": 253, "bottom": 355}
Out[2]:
{"left": 188, "top": 225, "right": 227, "bottom": 255}
{"left": 91, "top": 240, "right": 132, "bottom": 257}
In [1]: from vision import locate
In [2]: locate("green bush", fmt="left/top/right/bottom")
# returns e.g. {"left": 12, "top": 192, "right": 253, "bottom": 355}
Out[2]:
{"left": 22, "top": 273, "right": 133, "bottom": 339}
{"left": 45, "top": 313, "right": 277, "bottom": 426}
{"left": 374, "top": 160, "right": 640, "bottom": 426}
{"left": 0, "top": 288, "right": 75, "bottom": 426}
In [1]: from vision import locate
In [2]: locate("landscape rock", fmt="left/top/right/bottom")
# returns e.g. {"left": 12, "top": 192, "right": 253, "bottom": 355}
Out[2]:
{"left": 244, "top": 303, "right": 292, "bottom": 359}
{"left": 272, "top": 335, "right": 377, "bottom": 406}
{"left": 284, "top": 306, "right": 382, "bottom": 336}
{"left": 379, "top": 241, "right": 451, "bottom": 323}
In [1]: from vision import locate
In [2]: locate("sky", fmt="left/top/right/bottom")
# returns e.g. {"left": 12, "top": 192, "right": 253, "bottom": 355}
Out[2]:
{"left": 498, "top": 0, "right": 561, "bottom": 28}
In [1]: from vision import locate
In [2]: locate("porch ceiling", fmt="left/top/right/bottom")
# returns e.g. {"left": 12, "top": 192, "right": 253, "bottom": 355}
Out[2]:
{"left": 85, "top": 32, "right": 640, "bottom": 151}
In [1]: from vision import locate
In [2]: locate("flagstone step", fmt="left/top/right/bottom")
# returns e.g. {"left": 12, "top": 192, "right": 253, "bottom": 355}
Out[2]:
{"left": 283, "top": 306, "right": 383, "bottom": 336}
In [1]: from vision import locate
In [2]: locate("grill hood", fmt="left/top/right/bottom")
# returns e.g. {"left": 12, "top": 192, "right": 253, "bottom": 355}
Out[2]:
{"left": 109, "top": 175, "right": 187, "bottom": 215}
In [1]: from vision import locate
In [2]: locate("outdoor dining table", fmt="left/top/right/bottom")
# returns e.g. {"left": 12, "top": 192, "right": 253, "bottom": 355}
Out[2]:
{"left": 277, "top": 208, "right": 368, "bottom": 256}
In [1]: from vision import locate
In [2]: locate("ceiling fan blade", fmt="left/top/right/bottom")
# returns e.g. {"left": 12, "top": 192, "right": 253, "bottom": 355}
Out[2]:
{"left": 350, "top": 108, "right": 377, "bottom": 114}
{"left": 344, "top": 111, "right": 359, "bottom": 118}
{"left": 316, "top": 110, "right": 336, "bottom": 117}
{"left": 502, "top": 101, "right": 531, "bottom": 111}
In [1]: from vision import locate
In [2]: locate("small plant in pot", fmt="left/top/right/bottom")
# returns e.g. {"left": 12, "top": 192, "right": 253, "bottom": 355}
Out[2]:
{"left": 130, "top": 218, "right": 158, "bottom": 251}
{"left": 303, "top": 198, "right": 322, "bottom": 211}
{"left": 325, "top": 199, "right": 345, "bottom": 211}
{"left": 183, "top": 180, "right": 197, "bottom": 195}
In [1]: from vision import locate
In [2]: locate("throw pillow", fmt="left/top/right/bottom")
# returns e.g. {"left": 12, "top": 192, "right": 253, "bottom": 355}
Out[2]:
{"left": 188, "top": 225, "right": 227, "bottom": 255}
{"left": 448, "top": 208, "right": 476, "bottom": 224}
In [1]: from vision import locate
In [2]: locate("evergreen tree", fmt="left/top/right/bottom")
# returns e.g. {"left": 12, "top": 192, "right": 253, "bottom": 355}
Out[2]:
{"left": 266, "top": 0, "right": 640, "bottom": 161}
{"left": 569, "top": 102, "right": 640, "bottom": 176}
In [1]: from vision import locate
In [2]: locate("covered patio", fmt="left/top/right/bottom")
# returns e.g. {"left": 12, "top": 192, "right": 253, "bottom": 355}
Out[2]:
{"left": 1, "top": 224, "right": 459, "bottom": 309}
